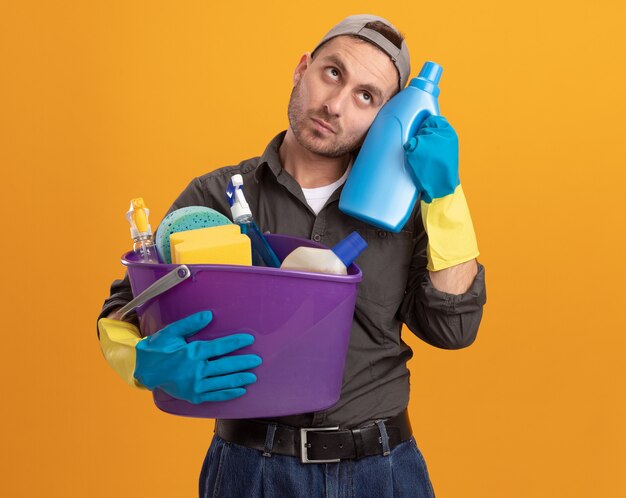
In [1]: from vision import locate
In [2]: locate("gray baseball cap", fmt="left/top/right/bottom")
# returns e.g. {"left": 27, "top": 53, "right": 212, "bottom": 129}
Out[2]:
{"left": 311, "top": 14, "right": 411, "bottom": 89}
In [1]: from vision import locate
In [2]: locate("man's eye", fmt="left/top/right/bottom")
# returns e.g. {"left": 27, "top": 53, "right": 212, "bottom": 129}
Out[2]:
{"left": 325, "top": 67, "right": 340, "bottom": 80}
{"left": 359, "top": 92, "right": 373, "bottom": 104}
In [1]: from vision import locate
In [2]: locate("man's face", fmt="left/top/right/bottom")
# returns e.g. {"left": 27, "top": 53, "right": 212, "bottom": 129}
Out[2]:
{"left": 287, "top": 36, "right": 399, "bottom": 158}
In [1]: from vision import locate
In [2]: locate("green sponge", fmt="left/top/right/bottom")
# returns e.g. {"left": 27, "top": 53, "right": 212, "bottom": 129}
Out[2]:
{"left": 155, "top": 206, "right": 232, "bottom": 264}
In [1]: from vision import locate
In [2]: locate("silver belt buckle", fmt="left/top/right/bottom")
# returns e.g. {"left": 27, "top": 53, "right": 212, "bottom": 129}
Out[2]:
{"left": 300, "top": 427, "right": 341, "bottom": 464}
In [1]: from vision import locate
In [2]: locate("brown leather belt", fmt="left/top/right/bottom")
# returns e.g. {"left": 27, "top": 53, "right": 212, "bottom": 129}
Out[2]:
{"left": 215, "top": 410, "right": 412, "bottom": 463}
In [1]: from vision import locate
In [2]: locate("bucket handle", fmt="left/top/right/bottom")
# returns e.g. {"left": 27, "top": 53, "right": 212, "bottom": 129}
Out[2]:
{"left": 119, "top": 265, "right": 191, "bottom": 320}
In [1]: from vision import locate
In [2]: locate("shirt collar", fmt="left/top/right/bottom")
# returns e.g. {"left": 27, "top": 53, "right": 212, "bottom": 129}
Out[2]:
{"left": 253, "top": 131, "right": 287, "bottom": 183}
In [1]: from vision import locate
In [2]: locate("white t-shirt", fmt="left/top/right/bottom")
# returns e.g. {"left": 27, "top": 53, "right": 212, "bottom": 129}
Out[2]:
{"left": 301, "top": 165, "right": 352, "bottom": 215}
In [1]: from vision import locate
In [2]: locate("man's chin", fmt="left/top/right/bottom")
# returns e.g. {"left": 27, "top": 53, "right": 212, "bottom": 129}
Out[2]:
{"left": 297, "top": 132, "right": 356, "bottom": 158}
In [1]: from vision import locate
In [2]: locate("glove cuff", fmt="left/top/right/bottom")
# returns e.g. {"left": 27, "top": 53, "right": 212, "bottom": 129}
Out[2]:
{"left": 421, "top": 184, "right": 480, "bottom": 271}
{"left": 98, "top": 318, "right": 148, "bottom": 390}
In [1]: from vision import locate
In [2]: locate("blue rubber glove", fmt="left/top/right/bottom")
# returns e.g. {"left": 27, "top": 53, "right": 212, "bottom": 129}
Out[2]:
{"left": 134, "top": 310, "right": 262, "bottom": 404}
{"left": 403, "top": 115, "right": 459, "bottom": 203}
{"left": 403, "top": 115, "right": 479, "bottom": 271}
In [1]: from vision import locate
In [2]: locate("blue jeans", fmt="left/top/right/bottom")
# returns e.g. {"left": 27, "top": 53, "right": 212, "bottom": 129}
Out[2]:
{"left": 199, "top": 434, "right": 436, "bottom": 497}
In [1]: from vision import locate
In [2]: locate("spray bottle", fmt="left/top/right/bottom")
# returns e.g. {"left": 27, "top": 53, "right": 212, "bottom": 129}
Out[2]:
{"left": 126, "top": 197, "right": 160, "bottom": 263}
{"left": 339, "top": 61, "right": 443, "bottom": 232}
{"left": 226, "top": 174, "right": 281, "bottom": 268}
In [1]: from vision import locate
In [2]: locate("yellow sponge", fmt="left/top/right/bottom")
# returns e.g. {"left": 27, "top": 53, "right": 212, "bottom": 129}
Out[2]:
{"left": 170, "top": 225, "right": 252, "bottom": 265}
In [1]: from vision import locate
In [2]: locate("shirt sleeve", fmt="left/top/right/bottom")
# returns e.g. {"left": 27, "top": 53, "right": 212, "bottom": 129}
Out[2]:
{"left": 397, "top": 217, "right": 487, "bottom": 350}
{"left": 96, "top": 177, "right": 208, "bottom": 335}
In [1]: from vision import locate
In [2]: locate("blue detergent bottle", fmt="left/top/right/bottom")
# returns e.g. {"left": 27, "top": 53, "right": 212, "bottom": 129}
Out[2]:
{"left": 339, "top": 61, "right": 443, "bottom": 232}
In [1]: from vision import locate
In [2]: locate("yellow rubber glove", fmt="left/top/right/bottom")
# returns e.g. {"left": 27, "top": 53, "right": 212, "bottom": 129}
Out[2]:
{"left": 98, "top": 318, "right": 147, "bottom": 389}
{"left": 420, "top": 184, "right": 479, "bottom": 271}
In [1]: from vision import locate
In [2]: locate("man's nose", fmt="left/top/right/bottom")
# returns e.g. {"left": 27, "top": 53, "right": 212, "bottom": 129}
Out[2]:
{"left": 323, "top": 87, "right": 350, "bottom": 116}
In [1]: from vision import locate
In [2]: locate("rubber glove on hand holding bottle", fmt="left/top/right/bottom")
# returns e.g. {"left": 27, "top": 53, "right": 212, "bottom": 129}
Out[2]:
{"left": 98, "top": 311, "right": 262, "bottom": 404}
{"left": 403, "top": 115, "right": 480, "bottom": 271}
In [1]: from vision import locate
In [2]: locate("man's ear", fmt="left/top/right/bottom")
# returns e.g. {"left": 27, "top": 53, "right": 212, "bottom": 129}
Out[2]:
{"left": 293, "top": 52, "right": 312, "bottom": 87}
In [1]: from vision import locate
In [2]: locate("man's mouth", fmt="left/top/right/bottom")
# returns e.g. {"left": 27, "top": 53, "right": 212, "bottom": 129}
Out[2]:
{"left": 311, "top": 117, "right": 336, "bottom": 134}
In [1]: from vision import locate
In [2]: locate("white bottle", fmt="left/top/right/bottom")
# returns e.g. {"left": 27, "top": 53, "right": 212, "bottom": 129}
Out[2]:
{"left": 280, "top": 232, "right": 367, "bottom": 275}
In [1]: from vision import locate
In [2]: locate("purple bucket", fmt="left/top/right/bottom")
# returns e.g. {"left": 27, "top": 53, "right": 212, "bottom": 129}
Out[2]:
{"left": 121, "top": 234, "right": 362, "bottom": 419}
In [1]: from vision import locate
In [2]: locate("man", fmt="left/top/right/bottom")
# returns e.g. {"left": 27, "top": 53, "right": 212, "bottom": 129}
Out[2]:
{"left": 98, "top": 14, "right": 486, "bottom": 497}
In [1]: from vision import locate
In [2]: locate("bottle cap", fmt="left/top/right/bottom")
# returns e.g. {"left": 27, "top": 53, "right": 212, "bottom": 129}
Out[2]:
{"left": 126, "top": 197, "right": 152, "bottom": 239}
{"left": 409, "top": 61, "right": 443, "bottom": 97}
{"left": 331, "top": 231, "right": 368, "bottom": 268}
{"left": 418, "top": 61, "right": 442, "bottom": 84}
{"left": 226, "top": 174, "right": 252, "bottom": 222}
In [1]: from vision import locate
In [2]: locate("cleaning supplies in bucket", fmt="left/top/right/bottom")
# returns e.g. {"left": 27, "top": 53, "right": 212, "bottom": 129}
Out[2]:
{"left": 126, "top": 198, "right": 160, "bottom": 263}
{"left": 280, "top": 231, "right": 367, "bottom": 275}
{"left": 226, "top": 174, "right": 281, "bottom": 268}
{"left": 115, "top": 197, "right": 366, "bottom": 418}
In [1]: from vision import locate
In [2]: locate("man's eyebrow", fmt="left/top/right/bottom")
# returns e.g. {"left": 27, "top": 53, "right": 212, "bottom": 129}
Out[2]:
{"left": 320, "top": 53, "right": 385, "bottom": 102}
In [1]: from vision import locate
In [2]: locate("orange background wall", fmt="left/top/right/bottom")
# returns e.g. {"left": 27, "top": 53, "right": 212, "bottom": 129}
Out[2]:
{"left": 1, "top": 1, "right": 625, "bottom": 497}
